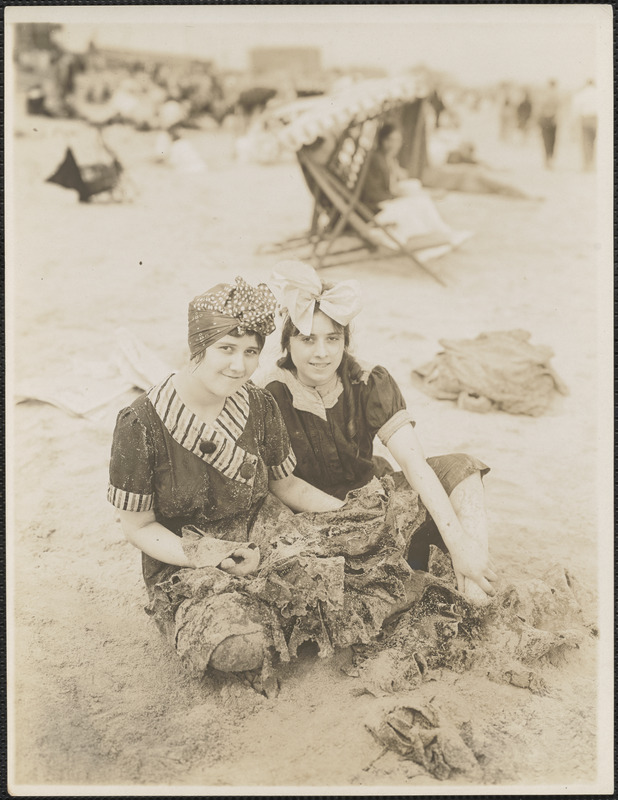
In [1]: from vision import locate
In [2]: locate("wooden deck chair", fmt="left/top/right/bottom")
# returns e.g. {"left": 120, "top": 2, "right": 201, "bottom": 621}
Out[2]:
{"left": 263, "top": 101, "right": 447, "bottom": 285}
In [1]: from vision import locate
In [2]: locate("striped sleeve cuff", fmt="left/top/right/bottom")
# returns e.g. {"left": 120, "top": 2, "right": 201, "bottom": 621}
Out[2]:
{"left": 107, "top": 484, "right": 154, "bottom": 512}
{"left": 269, "top": 450, "right": 297, "bottom": 481}
{"left": 376, "top": 409, "right": 415, "bottom": 446}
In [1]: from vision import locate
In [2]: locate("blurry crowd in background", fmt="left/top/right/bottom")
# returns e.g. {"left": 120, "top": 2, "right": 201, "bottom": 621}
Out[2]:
{"left": 14, "top": 22, "right": 598, "bottom": 176}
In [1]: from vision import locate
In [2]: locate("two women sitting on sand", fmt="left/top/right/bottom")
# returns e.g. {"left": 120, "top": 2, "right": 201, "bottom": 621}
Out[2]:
{"left": 108, "top": 264, "right": 497, "bottom": 681}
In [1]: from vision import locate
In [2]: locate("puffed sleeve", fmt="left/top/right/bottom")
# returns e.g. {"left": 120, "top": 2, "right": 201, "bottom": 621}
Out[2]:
{"left": 361, "top": 366, "right": 416, "bottom": 445}
{"left": 259, "top": 389, "right": 297, "bottom": 481}
{"left": 107, "top": 406, "right": 155, "bottom": 512}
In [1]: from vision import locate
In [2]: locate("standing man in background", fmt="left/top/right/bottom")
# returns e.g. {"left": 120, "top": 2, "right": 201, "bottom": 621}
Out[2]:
{"left": 572, "top": 79, "right": 597, "bottom": 171}
{"left": 537, "top": 79, "right": 561, "bottom": 169}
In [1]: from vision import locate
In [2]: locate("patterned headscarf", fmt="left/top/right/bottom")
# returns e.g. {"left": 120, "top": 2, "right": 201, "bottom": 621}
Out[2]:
{"left": 269, "top": 260, "right": 362, "bottom": 336}
{"left": 188, "top": 277, "right": 277, "bottom": 358}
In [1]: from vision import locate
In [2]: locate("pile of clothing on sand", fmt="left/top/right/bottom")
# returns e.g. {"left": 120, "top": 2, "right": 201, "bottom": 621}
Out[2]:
{"left": 413, "top": 330, "right": 568, "bottom": 416}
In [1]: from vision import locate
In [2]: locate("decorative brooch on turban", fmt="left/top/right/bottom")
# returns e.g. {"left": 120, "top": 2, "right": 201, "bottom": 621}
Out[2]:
{"left": 268, "top": 260, "right": 362, "bottom": 336}
{"left": 188, "top": 277, "right": 277, "bottom": 358}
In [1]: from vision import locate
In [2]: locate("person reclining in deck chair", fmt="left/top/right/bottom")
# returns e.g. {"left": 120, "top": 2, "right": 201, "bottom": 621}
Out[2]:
{"left": 360, "top": 123, "right": 471, "bottom": 258}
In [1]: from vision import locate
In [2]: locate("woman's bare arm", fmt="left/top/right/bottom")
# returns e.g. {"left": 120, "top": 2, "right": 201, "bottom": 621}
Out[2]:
{"left": 269, "top": 474, "right": 344, "bottom": 513}
{"left": 118, "top": 509, "right": 195, "bottom": 567}
{"left": 118, "top": 509, "right": 263, "bottom": 577}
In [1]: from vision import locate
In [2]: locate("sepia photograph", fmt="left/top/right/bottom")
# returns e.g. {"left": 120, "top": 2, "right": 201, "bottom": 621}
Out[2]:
{"left": 5, "top": 4, "right": 614, "bottom": 795}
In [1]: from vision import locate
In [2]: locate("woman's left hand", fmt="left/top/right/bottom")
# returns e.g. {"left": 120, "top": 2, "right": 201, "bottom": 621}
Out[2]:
{"left": 219, "top": 543, "right": 261, "bottom": 577}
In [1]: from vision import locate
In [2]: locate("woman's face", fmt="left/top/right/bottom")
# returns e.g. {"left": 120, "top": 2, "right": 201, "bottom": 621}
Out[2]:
{"left": 382, "top": 130, "right": 403, "bottom": 157}
{"left": 193, "top": 333, "right": 261, "bottom": 398}
{"left": 288, "top": 311, "right": 345, "bottom": 388}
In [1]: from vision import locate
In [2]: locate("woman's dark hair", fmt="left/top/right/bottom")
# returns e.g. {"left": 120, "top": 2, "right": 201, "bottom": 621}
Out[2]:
{"left": 191, "top": 328, "right": 265, "bottom": 365}
{"left": 278, "top": 291, "right": 363, "bottom": 445}
{"left": 377, "top": 122, "right": 401, "bottom": 148}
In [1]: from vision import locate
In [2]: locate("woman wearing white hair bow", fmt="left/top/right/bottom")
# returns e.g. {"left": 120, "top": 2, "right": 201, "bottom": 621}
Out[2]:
{"left": 265, "top": 260, "right": 498, "bottom": 603}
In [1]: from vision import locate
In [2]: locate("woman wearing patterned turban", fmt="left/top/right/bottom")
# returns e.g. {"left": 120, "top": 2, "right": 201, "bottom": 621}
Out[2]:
{"left": 108, "top": 277, "right": 344, "bottom": 680}
{"left": 265, "top": 261, "right": 498, "bottom": 604}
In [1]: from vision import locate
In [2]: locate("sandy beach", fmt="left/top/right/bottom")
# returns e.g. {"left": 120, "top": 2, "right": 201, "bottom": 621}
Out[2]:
{"left": 7, "top": 96, "right": 612, "bottom": 792}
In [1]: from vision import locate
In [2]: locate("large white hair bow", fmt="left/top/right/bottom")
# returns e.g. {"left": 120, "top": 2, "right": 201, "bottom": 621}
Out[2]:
{"left": 269, "top": 260, "right": 362, "bottom": 336}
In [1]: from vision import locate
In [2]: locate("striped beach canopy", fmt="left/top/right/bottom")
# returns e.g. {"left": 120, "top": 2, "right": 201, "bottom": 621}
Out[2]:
{"left": 271, "top": 75, "right": 427, "bottom": 152}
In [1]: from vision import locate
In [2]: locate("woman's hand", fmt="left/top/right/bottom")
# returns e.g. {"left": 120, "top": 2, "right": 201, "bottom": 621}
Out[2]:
{"left": 448, "top": 537, "right": 498, "bottom": 597}
{"left": 219, "top": 543, "right": 261, "bottom": 577}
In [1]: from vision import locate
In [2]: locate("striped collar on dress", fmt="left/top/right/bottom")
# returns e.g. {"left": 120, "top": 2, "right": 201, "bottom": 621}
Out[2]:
{"left": 146, "top": 375, "right": 257, "bottom": 485}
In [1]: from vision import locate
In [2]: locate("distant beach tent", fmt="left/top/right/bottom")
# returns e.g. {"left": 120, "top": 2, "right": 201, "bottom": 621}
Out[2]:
{"left": 262, "top": 76, "right": 443, "bottom": 283}
{"left": 46, "top": 126, "right": 126, "bottom": 203}
{"left": 47, "top": 147, "right": 124, "bottom": 203}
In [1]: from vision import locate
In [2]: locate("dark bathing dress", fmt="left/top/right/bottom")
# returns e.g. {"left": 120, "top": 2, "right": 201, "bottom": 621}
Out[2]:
{"left": 108, "top": 375, "right": 305, "bottom": 673}
{"left": 108, "top": 374, "right": 297, "bottom": 594}
{"left": 265, "top": 363, "right": 489, "bottom": 569}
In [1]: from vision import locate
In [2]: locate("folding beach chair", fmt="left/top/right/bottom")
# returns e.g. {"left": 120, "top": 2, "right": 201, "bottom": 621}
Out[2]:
{"left": 262, "top": 97, "right": 447, "bottom": 286}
